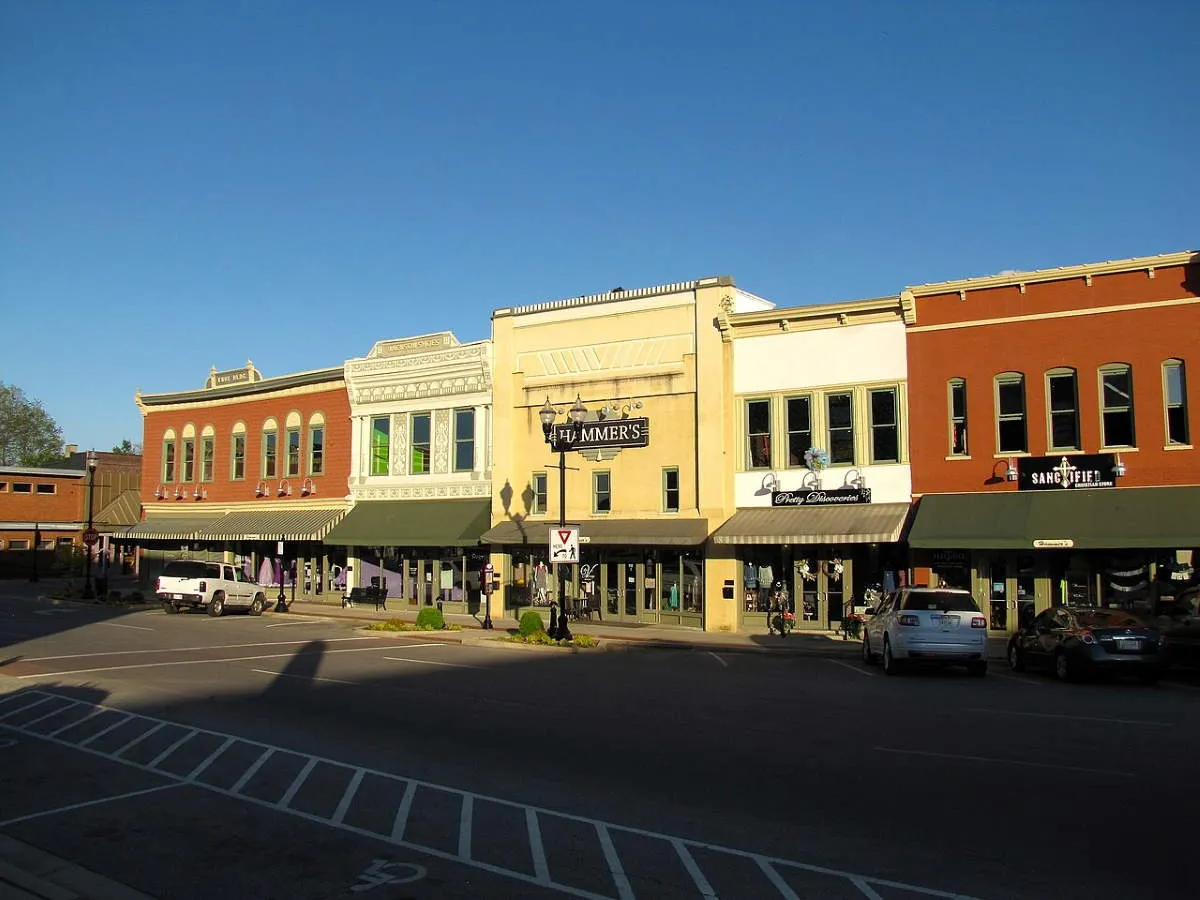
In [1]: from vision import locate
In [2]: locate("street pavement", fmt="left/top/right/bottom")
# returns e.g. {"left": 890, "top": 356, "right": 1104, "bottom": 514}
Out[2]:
{"left": 1, "top": 576, "right": 1194, "bottom": 899}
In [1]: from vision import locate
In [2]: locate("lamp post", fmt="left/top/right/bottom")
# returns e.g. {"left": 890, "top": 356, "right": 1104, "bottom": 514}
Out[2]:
{"left": 275, "top": 541, "right": 289, "bottom": 612}
{"left": 539, "top": 393, "right": 588, "bottom": 640}
{"left": 31, "top": 521, "right": 39, "bottom": 583}
{"left": 81, "top": 450, "right": 98, "bottom": 599}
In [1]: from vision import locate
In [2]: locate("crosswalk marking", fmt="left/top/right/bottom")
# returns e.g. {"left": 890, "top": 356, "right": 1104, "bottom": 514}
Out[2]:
{"left": 0, "top": 689, "right": 986, "bottom": 900}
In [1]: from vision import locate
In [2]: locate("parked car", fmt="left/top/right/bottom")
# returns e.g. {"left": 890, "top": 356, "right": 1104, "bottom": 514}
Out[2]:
{"left": 862, "top": 587, "right": 988, "bottom": 676}
{"left": 155, "top": 559, "right": 268, "bottom": 617}
{"left": 1006, "top": 606, "right": 1165, "bottom": 683}
{"left": 1153, "top": 585, "right": 1200, "bottom": 671}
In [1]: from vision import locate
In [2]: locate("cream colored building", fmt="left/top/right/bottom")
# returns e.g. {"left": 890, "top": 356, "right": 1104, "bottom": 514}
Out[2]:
{"left": 324, "top": 332, "right": 494, "bottom": 616}
{"left": 483, "top": 278, "right": 771, "bottom": 631}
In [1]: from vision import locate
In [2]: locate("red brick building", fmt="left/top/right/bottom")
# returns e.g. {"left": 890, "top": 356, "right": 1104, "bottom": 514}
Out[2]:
{"left": 131, "top": 362, "right": 351, "bottom": 594}
{"left": 903, "top": 251, "right": 1200, "bottom": 633}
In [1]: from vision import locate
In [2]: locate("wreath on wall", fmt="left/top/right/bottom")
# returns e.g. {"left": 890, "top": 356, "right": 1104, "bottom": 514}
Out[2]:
{"left": 797, "top": 560, "right": 817, "bottom": 582}
{"left": 823, "top": 558, "right": 844, "bottom": 582}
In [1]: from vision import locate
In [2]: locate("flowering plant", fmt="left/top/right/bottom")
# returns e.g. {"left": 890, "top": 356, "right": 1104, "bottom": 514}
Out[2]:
{"left": 804, "top": 447, "right": 830, "bottom": 473}
{"left": 797, "top": 560, "right": 816, "bottom": 582}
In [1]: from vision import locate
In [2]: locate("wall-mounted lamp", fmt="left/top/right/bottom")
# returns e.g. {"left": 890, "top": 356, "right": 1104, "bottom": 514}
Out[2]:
{"left": 621, "top": 400, "right": 644, "bottom": 418}
{"left": 255, "top": 480, "right": 268, "bottom": 498}
{"left": 846, "top": 468, "right": 867, "bottom": 490}
{"left": 300, "top": 477, "right": 316, "bottom": 496}
{"left": 1113, "top": 453, "right": 1127, "bottom": 478}
{"left": 761, "top": 471, "right": 780, "bottom": 492}
{"left": 193, "top": 486, "right": 207, "bottom": 501}
{"left": 154, "top": 484, "right": 166, "bottom": 500}
{"left": 174, "top": 485, "right": 186, "bottom": 500}
{"left": 277, "top": 479, "right": 292, "bottom": 497}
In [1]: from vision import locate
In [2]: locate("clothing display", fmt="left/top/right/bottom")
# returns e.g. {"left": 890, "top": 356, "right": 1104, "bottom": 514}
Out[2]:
{"left": 757, "top": 565, "right": 774, "bottom": 587}
{"left": 533, "top": 561, "right": 549, "bottom": 604}
{"left": 743, "top": 563, "right": 758, "bottom": 589}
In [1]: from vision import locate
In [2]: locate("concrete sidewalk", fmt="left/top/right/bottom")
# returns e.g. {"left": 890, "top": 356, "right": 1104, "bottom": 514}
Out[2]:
{"left": 0, "top": 834, "right": 157, "bottom": 900}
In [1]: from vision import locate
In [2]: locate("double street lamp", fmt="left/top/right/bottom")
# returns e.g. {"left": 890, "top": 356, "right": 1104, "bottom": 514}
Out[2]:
{"left": 539, "top": 393, "right": 588, "bottom": 641}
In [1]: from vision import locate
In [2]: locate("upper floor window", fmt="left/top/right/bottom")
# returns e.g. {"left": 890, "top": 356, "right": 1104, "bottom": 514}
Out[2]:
{"left": 1046, "top": 369, "right": 1080, "bottom": 451}
{"left": 161, "top": 428, "right": 177, "bottom": 482}
{"left": 1163, "top": 360, "right": 1190, "bottom": 445}
{"left": 410, "top": 412, "right": 431, "bottom": 474}
{"left": 231, "top": 422, "right": 246, "bottom": 481}
{"left": 593, "top": 470, "right": 612, "bottom": 514}
{"left": 12, "top": 483, "right": 32, "bottom": 493}
{"left": 181, "top": 424, "right": 196, "bottom": 483}
{"left": 0, "top": 482, "right": 7, "bottom": 492}
{"left": 369, "top": 416, "right": 390, "bottom": 476}
{"left": 663, "top": 467, "right": 680, "bottom": 512}
{"left": 948, "top": 379, "right": 968, "bottom": 456}
{"left": 200, "top": 427, "right": 215, "bottom": 482}
{"left": 827, "top": 392, "right": 855, "bottom": 464}
{"left": 262, "top": 418, "right": 278, "bottom": 479}
{"left": 869, "top": 388, "right": 899, "bottom": 463}
{"left": 995, "top": 373, "right": 1027, "bottom": 454}
{"left": 36, "top": 483, "right": 55, "bottom": 494}
{"left": 308, "top": 413, "right": 325, "bottom": 475}
{"left": 284, "top": 412, "right": 302, "bottom": 478}
{"left": 532, "top": 472, "right": 547, "bottom": 515}
{"left": 454, "top": 408, "right": 475, "bottom": 472}
{"left": 746, "top": 399, "right": 771, "bottom": 469}
{"left": 786, "top": 396, "right": 811, "bottom": 467}
{"left": 1100, "top": 364, "right": 1135, "bottom": 448}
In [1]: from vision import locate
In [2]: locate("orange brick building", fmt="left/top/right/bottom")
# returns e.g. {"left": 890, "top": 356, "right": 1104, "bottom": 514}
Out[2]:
{"left": 131, "top": 362, "right": 351, "bottom": 594}
{"left": 904, "top": 251, "right": 1200, "bottom": 632}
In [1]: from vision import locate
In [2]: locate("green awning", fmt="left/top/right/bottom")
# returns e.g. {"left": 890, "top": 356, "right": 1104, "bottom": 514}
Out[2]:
{"left": 710, "top": 503, "right": 911, "bottom": 545}
{"left": 323, "top": 499, "right": 492, "bottom": 547}
{"left": 125, "top": 515, "right": 228, "bottom": 541}
{"left": 908, "top": 486, "right": 1200, "bottom": 550}
{"left": 480, "top": 518, "right": 709, "bottom": 546}
{"left": 95, "top": 489, "right": 143, "bottom": 530}
{"left": 194, "top": 508, "right": 347, "bottom": 542}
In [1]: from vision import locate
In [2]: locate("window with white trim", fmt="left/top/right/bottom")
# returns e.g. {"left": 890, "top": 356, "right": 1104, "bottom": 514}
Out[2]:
{"left": 948, "top": 379, "right": 968, "bottom": 456}
{"left": 746, "top": 399, "right": 771, "bottom": 469}
{"left": 593, "top": 470, "right": 611, "bottom": 514}
{"left": 1046, "top": 369, "right": 1080, "bottom": 451}
{"left": 996, "top": 373, "right": 1027, "bottom": 454}
{"left": 827, "top": 392, "right": 855, "bottom": 464}
{"left": 1100, "top": 364, "right": 1135, "bottom": 448}
{"left": 663, "top": 467, "right": 680, "bottom": 512}
{"left": 1164, "top": 359, "right": 1190, "bottom": 445}
{"left": 869, "top": 388, "right": 899, "bottom": 463}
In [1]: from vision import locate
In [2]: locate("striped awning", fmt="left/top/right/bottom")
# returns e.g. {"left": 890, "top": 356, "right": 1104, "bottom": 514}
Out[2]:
{"left": 124, "top": 516, "right": 227, "bottom": 541}
{"left": 710, "top": 503, "right": 912, "bottom": 545}
{"left": 95, "top": 489, "right": 142, "bottom": 531}
{"left": 480, "top": 518, "right": 709, "bottom": 546}
{"left": 194, "top": 508, "right": 347, "bottom": 542}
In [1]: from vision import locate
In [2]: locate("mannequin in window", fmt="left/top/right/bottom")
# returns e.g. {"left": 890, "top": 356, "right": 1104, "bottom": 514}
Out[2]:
{"left": 534, "top": 560, "right": 549, "bottom": 605}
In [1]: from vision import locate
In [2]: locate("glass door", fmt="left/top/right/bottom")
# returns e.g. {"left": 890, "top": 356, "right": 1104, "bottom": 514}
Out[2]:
{"left": 641, "top": 553, "right": 659, "bottom": 623}
{"left": 988, "top": 557, "right": 1009, "bottom": 631}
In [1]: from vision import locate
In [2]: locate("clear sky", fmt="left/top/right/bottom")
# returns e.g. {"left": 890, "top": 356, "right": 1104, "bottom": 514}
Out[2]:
{"left": 2, "top": 0, "right": 1196, "bottom": 454}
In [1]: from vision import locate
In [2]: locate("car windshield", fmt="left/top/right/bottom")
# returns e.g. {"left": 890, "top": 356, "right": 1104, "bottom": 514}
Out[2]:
{"left": 902, "top": 591, "right": 979, "bottom": 612}
{"left": 162, "top": 561, "right": 209, "bottom": 579}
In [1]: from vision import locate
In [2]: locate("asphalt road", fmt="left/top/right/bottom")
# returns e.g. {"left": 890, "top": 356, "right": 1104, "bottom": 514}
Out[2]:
{"left": 1, "top": 584, "right": 1195, "bottom": 900}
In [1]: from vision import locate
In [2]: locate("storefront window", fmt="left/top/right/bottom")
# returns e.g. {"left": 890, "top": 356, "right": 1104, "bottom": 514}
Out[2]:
{"left": 682, "top": 550, "right": 704, "bottom": 613}
{"left": 1016, "top": 555, "right": 1036, "bottom": 629}
{"left": 660, "top": 553, "right": 681, "bottom": 611}
{"left": 989, "top": 558, "right": 1008, "bottom": 631}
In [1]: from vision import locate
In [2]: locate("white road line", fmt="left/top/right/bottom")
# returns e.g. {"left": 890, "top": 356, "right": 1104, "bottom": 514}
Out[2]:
{"left": 525, "top": 808, "right": 549, "bottom": 882}
{"left": 0, "top": 695, "right": 54, "bottom": 720}
{"left": 114, "top": 722, "right": 165, "bottom": 757}
{"left": 21, "top": 699, "right": 80, "bottom": 728}
{"left": 279, "top": 757, "right": 319, "bottom": 808}
{"left": 230, "top": 748, "right": 274, "bottom": 793}
{"left": 391, "top": 780, "right": 418, "bottom": 841}
{"left": 97, "top": 621, "right": 155, "bottom": 631}
{"left": 78, "top": 713, "right": 134, "bottom": 747}
{"left": 382, "top": 656, "right": 483, "bottom": 670}
{"left": 19, "top": 644, "right": 435, "bottom": 678}
{"left": 852, "top": 876, "right": 886, "bottom": 899}
{"left": 148, "top": 730, "right": 199, "bottom": 768}
{"left": 827, "top": 659, "right": 874, "bottom": 677}
{"left": 674, "top": 839, "right": 718, "bottom": 899}
{"left": 966, "top": 708, "right": 1172, "bottom": 727}
{"left": 187, "top": 736, "right": 235, "bottom": 780}
{"left": 0, "top": 783, "right": 184, "bottom": 827}
{"left": 874, "top": 745, "right": 1137, "bottom": 778}
{"left": 459, "top": 794, "right": 474, "bottom": 860}
{"left": 596, "top": 823, "right": 634, "bottom": 900}
{"left": 707, "top": 652, "right": 728, "bottom": 668}
{"left": 21, "top": 636, "right": 380, "bottom": 662}
{"left": 250, "top": 668, "right": 356, "bottom": 685}
{"left": 47, "top": 707, "right": 107, "bottom": 737}
{"left": 332, "top": 769, "right": 365, "bottom": 825}
{"left": 266, "top": 619, "right": 330, "bottom": 627}
{"left": 758, "top": 857, "right": 800, "bottom": 899}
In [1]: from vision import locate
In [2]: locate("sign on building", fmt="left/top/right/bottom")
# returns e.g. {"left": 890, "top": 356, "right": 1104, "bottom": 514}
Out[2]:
{"left": 551, "top": 417, "right": 650, "bottom": 451}
{"left": 1018, "top": 454, "right": 1118, "bottom": 490}
{"left": 771, "top": 487, "right": 872, "bottom": 507}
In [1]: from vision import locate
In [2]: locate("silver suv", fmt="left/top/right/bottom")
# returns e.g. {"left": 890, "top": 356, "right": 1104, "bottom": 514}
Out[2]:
{"left": 862, "top": 587, "right": 988, "bottom": 676}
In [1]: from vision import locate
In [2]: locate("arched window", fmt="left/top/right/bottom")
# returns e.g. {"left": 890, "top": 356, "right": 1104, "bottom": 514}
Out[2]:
{"left": 308, "top": 412, "right": 326, "bottom": 476}
{"left": 1045, "top": 367, "right": 1079, "bottom": 451}
{"left": 285, "top": 411, "right": 302, "bottom": 478}
{"left": 230, "top": 421, "right": 247, "bottom": 480}
{"left": 181, "top": 423, "right": 197, "bottom": 483}
{"left": 262, "top": 417, "right": 279, "bottom": 479}
{"left": 161, "top": 428, "right": 178, "bottom": 483}
{"left": 1163, "top": 359, "right": 1190, "bottom": 446}
{"left": 994, "top": 372, "right": 1027, "bottom": 454}
{"left": 1099, "top": 363, "right": 1135, "bottom": 448}
{"left": 200, "top": 425, "right": 216, "bottom": 482}
{"left": 947, "top": 378, "right": 967, "bottom": 456}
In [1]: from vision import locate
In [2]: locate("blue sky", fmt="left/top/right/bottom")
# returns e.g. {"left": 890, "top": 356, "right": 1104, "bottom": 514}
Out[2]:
{"left": 2, "top": 0, "right": 1196, "bottom": 453}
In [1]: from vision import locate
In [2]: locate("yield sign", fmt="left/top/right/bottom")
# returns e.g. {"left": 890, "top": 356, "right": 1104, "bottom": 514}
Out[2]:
{"left": 548, "top": 526, "right": 580, "bottom": 564}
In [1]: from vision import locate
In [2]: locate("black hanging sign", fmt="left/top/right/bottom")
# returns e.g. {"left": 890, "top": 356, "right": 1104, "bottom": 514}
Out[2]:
{"left": 1018, "top": 453, "right": 1118, "bottom": 491}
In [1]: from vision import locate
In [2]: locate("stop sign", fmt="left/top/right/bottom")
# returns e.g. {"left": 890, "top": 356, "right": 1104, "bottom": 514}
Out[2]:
{"left": 82, "top": 527, "right": 99, "bottom": 546}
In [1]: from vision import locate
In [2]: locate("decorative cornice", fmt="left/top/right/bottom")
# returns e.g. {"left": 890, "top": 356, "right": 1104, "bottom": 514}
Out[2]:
{"left": 347, "top": 344, "right": 489, "bottom": 376}
{"left": 494, "top": 276, "right": 734, "bottom": 319}
{"left": 352, "top": 375, "right": 489, "bottom": 404}
{"left": 139, "top": 366, "right": 343, "bottom": 407}
{"left": 352, "top": 482, "right": 491, "bottom": 501}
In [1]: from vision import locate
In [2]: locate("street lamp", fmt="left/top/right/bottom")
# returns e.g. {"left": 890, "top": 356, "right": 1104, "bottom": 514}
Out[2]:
{"left": 539, "top": 394, "right": 588, "bottom": 640}
{"left": 81, "top": 450, "right": 98, "bottom": 599}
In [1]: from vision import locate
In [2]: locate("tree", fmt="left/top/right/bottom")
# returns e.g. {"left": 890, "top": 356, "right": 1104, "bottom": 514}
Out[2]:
{"left": 112, "top": 439, "right": 142, "bottom": 455}
{"left": 0, "top": 383, "right": 64, "bottom": 466}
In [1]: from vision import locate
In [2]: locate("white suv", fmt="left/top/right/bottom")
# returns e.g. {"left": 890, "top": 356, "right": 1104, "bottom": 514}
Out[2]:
{"left": 862, "top": 587, "right": 988, "bottom": 676}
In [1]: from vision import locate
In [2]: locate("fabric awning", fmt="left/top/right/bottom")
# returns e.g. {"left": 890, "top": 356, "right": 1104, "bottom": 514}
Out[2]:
{"left": 125, "top": 516, "right": 227, "bottom": 541}
{"left": 481, "top": 518, "right": 709, "bottom": 546}
{"left": 908, "top": 486, "right": 1200, "bottom": 550}
{"left": 710, "top": 503, "right": 911, "bottom": 545}
{"left": 95, "top": 489, "right": 142, "bottom": 531}
{"left": 323, "top": 499, "right": 492, "bottom": 547}
{"left": 194, "top": 508, "right": 347, "bottom": 542}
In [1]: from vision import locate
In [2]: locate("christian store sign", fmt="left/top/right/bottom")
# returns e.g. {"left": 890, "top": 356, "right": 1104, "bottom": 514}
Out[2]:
{"left": 1018, "top": 454, "right": 1118, "bottom": 491}
{"left": 771, "top": 487, "right": 872, "bottom": 507}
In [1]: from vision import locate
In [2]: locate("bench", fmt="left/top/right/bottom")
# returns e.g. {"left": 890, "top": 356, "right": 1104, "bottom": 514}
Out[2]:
{"left": 342, "top": 585, "right": 387, "bottom": 611}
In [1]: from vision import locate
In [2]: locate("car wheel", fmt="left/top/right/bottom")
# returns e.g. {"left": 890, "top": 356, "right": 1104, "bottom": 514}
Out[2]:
{"left": 883, "top": 638, "right": 902, "bottom": 676}
{"left": 862, "top": 634, "right": 874, "bottom": 665}
{"left": 162, "top": 601, "right": 178, "bottom": 614}
{"left": 1054, "top": 650, "right": 1072, "bottom": 682}
{"left": 208, "top": 593, "right": 225, "bottom": 618}
{"left": 968, "top": 661, "right": 988, "bottom": 677}
{"left": 248, "top": 595, "right": 264, "bottom": 617}
{"left": 1007, "top": 642, "right": 1025, "bottom": 672}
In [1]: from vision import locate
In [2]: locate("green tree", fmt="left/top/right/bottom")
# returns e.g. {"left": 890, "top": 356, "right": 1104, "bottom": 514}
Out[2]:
{"left": 0, "top": 383, "right": 64, "bottom": 466}
{"left": 112, "top": 439, "right": 142, "bottom": 455}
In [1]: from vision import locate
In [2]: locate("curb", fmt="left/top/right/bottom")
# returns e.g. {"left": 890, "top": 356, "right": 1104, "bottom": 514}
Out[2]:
{"left": 0, "top": 833, "right": 157, "bottom": 900}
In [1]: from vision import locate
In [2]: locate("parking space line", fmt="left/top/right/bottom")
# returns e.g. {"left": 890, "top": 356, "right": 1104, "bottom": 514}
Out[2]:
{"left": 187, "top": 736, "right": 235, "bottom": 780}
{"left": 758, "top": 858, "right": 800, "bottom": 899}
{"left": 78, "top": 713, "right": 134, "bottom": 747}
{"left": 0, "top": 783, "right": 184, "bottom": 827}
{"left": 674, "top": 840, "right": 717, "bottom": 898}
{"left": 707, "top": 652, "right": 728, "bottom": 668}
{"left": 0, "top": 694, "right": 54, "bottom": 721}
{"left": 230, "top": 748, "right": 274, "bottom": 793}
{"left": 114, "top": 721, "right": 165, "bottom": 757}
{"left": 392, "top": 780, "right": 418, "bottom": 841}
{"left": 22, "top": 699, "right": 81, "bottom": 728}
{"left": 827, "top": 659, "right": 874, "bottom": 677}
{"left": 279, "top": 757, "right": 319, "bottom": 808}
{"left": 149, "top": 730, "right": 199, "bottom": 768}
{"left": 97, "top": 622, "right": 155, "bottom": 631}
{"left": 22, "top": 636, "right": 378, "bottom": 662}
{"left": 850, "top": 876, "right": 885, "bottom": 899}
{"left": 47, "top": 707, "right": 107, "bottom": 737}
{"left": 966, "top": 708, "right": 1172, "bottom": 727}
{"left": 459, "top": 795, "right": 474, "bottom": 860}
{"left": 250, "top": 667, "right": 356, "bottom": 685}
{"left": 596, "top": 823, "right": 634, "bottom": 900}
{"left": 875, "top": 745, "right": 1137, "bottom": 778}
{"left": 526, "top": 808, "right": 549, "bottom": 882}
{"left": 332, "top": 769, "right": 365, "bottom": 825}
{"left": 382, "top": 656, "right": 484, "bottom": 670}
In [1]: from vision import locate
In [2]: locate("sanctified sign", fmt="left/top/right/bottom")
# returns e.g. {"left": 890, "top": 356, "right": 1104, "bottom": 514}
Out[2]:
{"left": 1018, "top": 454, "right": 1118, "bottom": 490}
{"left": 771, "top": 487, "right": 872, "bottom": 507}
{"left": 551, "top": 417, "right": 650, "bottom": 450}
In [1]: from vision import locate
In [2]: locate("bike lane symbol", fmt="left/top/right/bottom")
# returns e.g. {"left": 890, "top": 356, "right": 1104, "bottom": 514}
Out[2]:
{"left": 350, "top": 858, "right": 427, "bottom": 892}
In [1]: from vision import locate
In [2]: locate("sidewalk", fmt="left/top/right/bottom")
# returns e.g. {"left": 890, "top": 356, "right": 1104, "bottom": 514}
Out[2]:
{"left": 0, "top": 834, "right": 157, "bottom": 900}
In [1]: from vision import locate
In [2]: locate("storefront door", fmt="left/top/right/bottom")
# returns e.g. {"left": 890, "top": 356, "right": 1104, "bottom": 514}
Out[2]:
{"left": 604, "top": 553, "right": 640, "bottom": 622}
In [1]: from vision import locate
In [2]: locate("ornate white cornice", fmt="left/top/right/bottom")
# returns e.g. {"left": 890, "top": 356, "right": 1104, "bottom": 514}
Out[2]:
{"left": 352, "top": 375, "right": 488, "bottom": 404}
{"left": 351, "top": 482, "right": 491, "bottom": 501}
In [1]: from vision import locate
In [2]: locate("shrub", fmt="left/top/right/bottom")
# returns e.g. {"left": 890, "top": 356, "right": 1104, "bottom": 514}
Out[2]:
{"left": 415, "top": 607, "right": 446, "bottom": 630}
{"left": 571, "top": 634, "right": 598, "bottom": 648}
{"left": 518, "top": 611, "right": 545, "bottom": 636}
